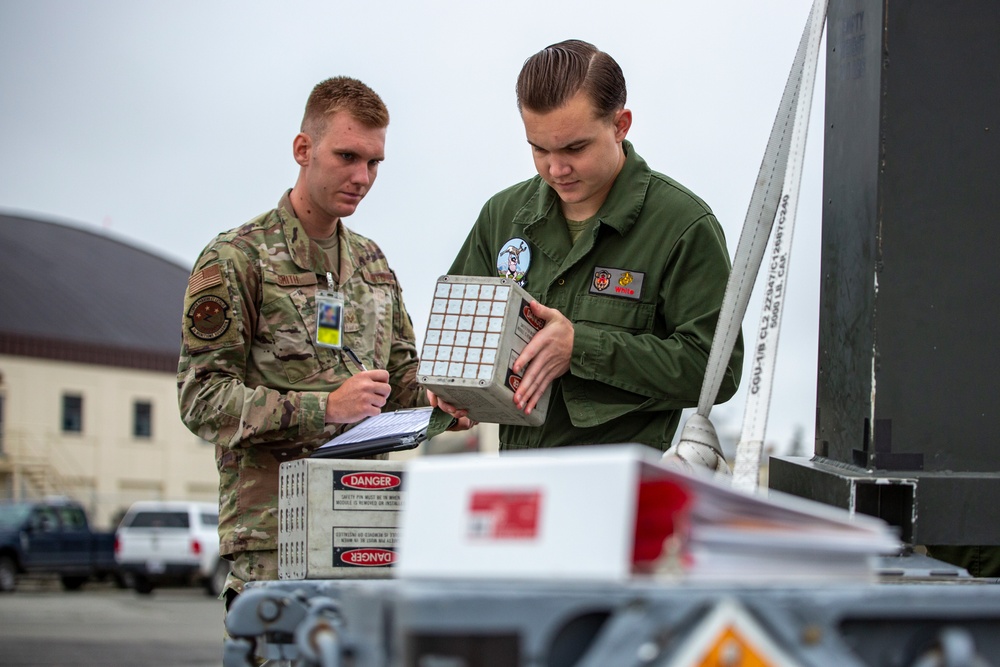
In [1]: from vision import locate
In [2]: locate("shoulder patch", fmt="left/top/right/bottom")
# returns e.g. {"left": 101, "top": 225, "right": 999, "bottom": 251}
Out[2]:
{"left": 182, "top": 258, "right": 243, "bottom": 353}
{"left": 188, "top": 264, "right": 223, "bottom": 296}
{"left": 187, "top": 294, "right": 232, "bottom": 340}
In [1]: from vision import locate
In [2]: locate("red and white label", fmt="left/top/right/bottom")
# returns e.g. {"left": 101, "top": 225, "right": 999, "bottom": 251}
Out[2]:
{"left": 340, "top": 472, "right": 402, "bottom": 490}
{"left": 467, "top": 490, "right": 542, "bottom": 540}
{"left": 340, "top": 548, "right": 396, "bottom": 566}
{"left": 521, "top": 302, "right": 545, "bottom": 330}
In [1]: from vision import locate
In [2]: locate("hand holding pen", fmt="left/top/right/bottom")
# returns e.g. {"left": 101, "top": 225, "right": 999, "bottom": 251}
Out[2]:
{"left": 324, "top": 347, "right": 390, "bottom": 424}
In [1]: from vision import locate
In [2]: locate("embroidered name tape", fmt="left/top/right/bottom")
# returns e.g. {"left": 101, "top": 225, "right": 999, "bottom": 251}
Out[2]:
{"left": 589, "top": 266, "right": 645, "bottom": 300}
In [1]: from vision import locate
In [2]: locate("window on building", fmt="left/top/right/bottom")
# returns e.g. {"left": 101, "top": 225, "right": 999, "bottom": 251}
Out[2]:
{"left": 62, "top": 394, "right": 83, "bottom": 433}
{"left": 133, "top": 401, "right": 152, "bottom": 438}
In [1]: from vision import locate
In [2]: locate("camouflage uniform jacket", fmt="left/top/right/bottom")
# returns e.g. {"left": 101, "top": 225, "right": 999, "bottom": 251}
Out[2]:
{"left": 177, "top": 191, "right": 425, "bottom": 556}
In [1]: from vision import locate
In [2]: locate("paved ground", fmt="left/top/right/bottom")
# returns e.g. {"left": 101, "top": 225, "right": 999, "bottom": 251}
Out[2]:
{"left": 0, "top": 575, "right": 222, "bottom": 666}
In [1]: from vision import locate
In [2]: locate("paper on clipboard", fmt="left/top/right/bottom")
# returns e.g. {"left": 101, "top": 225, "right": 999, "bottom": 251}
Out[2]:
{"left": 312, "top": 407, "right": 435, "bottom": 459}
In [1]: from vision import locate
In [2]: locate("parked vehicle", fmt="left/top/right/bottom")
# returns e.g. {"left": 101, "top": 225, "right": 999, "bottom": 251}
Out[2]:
{"left": 0, "top": 497, "right": 118, "bottom": 592}
{"left": 114, "top": 500, "right": 228, "bottom": 596}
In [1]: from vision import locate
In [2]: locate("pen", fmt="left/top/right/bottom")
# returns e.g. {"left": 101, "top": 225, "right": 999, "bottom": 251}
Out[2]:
{"left": 343, "top": 346, "right": 368, "bottom": 372}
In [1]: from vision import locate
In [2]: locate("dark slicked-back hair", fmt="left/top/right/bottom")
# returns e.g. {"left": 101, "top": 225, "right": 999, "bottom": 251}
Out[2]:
{"left": 301, "top": 76, "right": 389, "bottom": 137}
{"left": 516, "top": 39, "right": 626, "bottom": 119}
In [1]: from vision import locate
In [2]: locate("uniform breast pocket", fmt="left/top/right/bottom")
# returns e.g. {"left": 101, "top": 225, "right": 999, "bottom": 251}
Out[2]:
{"left": 572, "top": 294, "right": 655, "bottom": 334}
{"left": 260, "top": 287, "right": 324, "bottom": 384}
{"left": 342, "top": 285, "right": 393, "bottom": 368}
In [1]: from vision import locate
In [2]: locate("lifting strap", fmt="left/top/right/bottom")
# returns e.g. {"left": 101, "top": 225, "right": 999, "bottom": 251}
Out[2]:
{"left": 663, "top": 0, "right": 828, "bottom": 488}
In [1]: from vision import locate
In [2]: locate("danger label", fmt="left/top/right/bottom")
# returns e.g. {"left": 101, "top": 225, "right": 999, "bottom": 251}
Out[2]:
{"left": 333, "top": 490, "right": 401, "bottom": 510}
{"left": 515, "top": 298, "right": 544, "bottom": 343}
{"left": 467, "top": 490, "right": 541, "bottom": 540}
{"left": 334, "top": 527, "right": 398, "bottom": 547}
{"left": 333, "top": 527, "right": 399, "bottom": 568}
{"left": 338, "top": 548, "right": 395, "bottom": 566}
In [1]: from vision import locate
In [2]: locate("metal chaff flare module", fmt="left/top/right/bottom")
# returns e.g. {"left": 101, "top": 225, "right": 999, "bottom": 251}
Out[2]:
{"left": 418, "top": 275, "right": 551, "bottom": 427}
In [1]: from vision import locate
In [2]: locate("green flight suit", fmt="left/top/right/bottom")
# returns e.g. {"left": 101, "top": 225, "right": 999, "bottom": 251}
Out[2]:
{"left": 449, "top": 142, "right": 743, "bottom": 451}
{"left": 177, "top": 191, "right": 425, "bottom": 558}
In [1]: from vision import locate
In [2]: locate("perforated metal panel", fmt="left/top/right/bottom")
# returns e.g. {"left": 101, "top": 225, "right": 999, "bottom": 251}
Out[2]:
{"left": 418, "top": 275, "right": 550, "bottom": 426}
{"left": 278, "top": 458, "right": 405, "bottom": 580}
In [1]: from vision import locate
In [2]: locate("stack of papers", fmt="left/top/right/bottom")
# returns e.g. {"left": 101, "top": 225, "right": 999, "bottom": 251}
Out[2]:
{"left": 651, "top": 466, "right": 903, "bottom": 582}
{"left": 312, "top": 407, "right": 435, "bottom": 459}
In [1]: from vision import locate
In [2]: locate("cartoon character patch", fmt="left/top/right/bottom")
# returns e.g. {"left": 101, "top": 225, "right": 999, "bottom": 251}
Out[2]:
{"left": 497, "top": 238, "right": 531, "bottom": 287}
{"left": 593, "top": 269, "right": 612, "bottom": 291}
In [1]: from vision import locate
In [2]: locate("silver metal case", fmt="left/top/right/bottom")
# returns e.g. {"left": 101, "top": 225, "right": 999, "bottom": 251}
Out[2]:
{"left": 418, "top": 275, "right": 551, "bottom": 427}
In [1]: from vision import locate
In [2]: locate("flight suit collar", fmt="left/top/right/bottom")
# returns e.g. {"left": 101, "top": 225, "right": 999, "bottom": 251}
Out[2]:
{"left": 597, "top": 140, "right": 650, "bottom": 236}
{"left": 511, "top": 140, "right": 651, "bottom": 237}
{"left": 510, "top": 141, "right": 651, "bottom": 272}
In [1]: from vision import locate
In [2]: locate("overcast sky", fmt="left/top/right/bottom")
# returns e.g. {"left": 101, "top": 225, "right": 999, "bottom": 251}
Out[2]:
{"left": 0, "top": 0, "right": 826, "bottom": 455}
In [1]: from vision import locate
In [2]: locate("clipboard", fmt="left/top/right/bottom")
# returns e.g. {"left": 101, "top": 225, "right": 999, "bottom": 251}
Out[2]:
{"left": 311, "top": 407, "right": 435, "bottom": 459}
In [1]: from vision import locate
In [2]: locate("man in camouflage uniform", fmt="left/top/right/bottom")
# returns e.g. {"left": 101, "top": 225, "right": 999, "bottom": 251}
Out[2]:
{"left": 177, "top": 77, "right": 449, "bottom": 608}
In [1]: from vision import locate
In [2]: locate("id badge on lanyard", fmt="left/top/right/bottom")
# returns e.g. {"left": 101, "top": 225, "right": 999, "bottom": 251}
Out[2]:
{"left": 315, "top": 271, "right": 344, "bottom": 349}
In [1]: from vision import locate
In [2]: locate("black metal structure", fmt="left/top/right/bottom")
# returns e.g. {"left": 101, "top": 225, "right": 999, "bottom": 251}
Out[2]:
{"left": 770, "top": 0, "right": 1000, "bottom": 544}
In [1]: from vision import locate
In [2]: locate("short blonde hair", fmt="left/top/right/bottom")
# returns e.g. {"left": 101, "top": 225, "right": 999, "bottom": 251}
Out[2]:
{"left": 301, "top": 76, "right": 389, "bottom": 137}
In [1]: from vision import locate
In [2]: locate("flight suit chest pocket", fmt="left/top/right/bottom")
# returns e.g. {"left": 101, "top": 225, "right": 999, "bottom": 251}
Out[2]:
{"left": 259, "top": 271, "right": 324, "bottom": 384}
{"left": 573, "top": 294, "right": 655, "bottom": 333}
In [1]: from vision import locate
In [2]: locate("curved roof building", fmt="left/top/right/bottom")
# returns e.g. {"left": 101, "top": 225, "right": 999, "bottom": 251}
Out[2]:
{"left": 0, "top": 213, "right": 190, "bottom": 372}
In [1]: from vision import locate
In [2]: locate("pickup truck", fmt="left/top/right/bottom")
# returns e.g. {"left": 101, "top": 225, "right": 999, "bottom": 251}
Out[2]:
{"left": 115, "top": 500, "right": 228, "bottom": 596}
{"left": 0, "top": 498, "right": 118, "bottom": 592}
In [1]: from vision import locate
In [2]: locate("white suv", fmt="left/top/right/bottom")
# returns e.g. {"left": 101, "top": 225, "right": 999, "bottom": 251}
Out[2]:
{"left": 115, "top": 500, "right": 228, "bottom": 596}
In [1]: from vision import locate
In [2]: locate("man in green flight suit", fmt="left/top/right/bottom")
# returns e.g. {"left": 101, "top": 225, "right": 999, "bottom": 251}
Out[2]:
{"left": 433, "top": 40, "right": 742, "bottom": 466}
{"left": 176, "top": 77, "right": 467, "bottom": 612}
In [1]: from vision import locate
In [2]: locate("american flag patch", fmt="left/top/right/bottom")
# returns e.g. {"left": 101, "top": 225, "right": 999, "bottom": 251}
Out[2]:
{"left": 188, "top": 264, "right": 223, "bottom": 295}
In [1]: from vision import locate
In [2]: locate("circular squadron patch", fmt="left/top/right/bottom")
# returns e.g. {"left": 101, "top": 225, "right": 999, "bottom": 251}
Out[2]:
{"left": 496, "top": 238, "right": 531, "bottom": 287}
{"left": 187, "top": 295, "right": 231, "bottom": 340}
